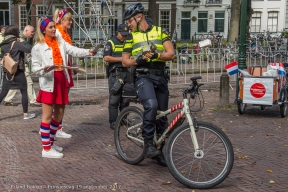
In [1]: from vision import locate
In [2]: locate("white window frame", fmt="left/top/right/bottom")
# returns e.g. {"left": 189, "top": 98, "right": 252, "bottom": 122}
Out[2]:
{"left": 36, "top": 5, "right": 47, "bottom": 17}
{"left": 159, "top": 10, "right": 171, "bottom": 32}
{"left": 250, "top": 12, "right": 261, "bottom": 33}
{"left": 0, "top": 1, "right": 11, "bottom": 26}
{"left": 19, "top": 5, "right": 28, "bottom": 31}
{"left": 214, "top": 12, "right": 225, "bottom": 32}
{"left": 267, "top": 11, "right": 278, "bottom": 32}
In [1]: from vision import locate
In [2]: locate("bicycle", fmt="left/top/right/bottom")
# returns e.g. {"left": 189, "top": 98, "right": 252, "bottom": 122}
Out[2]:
{"left": 114, "top": 75, "right": 234, "bottom": 189}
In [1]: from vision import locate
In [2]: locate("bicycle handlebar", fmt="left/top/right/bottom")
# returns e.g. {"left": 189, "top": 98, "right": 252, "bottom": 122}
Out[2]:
{"left": 183, "top": 76, "right": 204, "bottom": 99}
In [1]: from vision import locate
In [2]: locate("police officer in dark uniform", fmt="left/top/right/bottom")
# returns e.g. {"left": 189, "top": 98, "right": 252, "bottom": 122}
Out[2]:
{"left": 122, "top": 3, "right": 174, "bottom": 166}
{"left": 104, "top": 24, "right": 130, "bottom": 130}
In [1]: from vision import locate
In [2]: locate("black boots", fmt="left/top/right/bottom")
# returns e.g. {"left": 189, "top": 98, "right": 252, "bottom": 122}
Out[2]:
{"left": 144, "top": 139, "right": 161, "bottom": 158}
{"left": 110, "top": 122, "right": 116, "bottom": 130}
{"left": 152, "top": 152, "right": 167, "bottom": 167}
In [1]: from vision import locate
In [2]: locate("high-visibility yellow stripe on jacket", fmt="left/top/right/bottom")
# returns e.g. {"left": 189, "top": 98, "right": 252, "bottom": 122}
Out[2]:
{"left": 108, "top": 36, "right": 124, "bottom": 58}
{"left": 131, "top": 26, "right": 166, "bottom": 62}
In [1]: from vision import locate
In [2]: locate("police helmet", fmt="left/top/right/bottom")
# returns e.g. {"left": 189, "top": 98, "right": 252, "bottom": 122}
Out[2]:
{"left": 123, "top": 3, "right": 144, "bottom": 20}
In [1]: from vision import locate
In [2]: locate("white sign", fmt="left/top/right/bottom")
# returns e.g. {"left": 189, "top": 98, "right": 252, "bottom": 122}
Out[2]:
{"left": 243, "top": 77, "right": 275, "bottom": 105}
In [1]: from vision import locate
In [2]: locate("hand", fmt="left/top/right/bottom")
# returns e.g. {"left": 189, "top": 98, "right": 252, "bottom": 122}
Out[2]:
{"left": 89, "top": 49, "right": 96, "bottom": 56}
{"left": 17, "top": 38, "right": 24, "bottom": 42}
{"left": 44, "top": 65, "right": 57, "bottom": 73}
{"left": 143, "top": 52, "right": 159, "bottom": 60}
{"left": 150, "top": 52, "right": 159, "bottom": 60}
{"left": 136, "top": 55, "right": 148, "bottom": 66}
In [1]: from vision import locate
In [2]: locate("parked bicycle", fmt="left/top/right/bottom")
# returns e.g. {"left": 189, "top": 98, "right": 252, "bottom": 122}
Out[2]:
{"left": 114, "top": 74, "right": 234, "bottom": 189}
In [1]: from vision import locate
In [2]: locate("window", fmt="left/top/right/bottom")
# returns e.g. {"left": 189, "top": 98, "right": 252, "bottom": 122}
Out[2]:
{"left": 160, "top": 10, "right": 170, "bottom": 31}
{"left": 215, "top": 12, "right": 224, "bottom": 32}
{"left": 36, "top": 5, "right": 46, "bottom": 17}
{"left": 19, "top": 6, "right": 28, "bottom": 31}
{"left": 0, "top": 2, "right": 10, "bottom": 26}
{"left": 198, "top": 12, "right": 207, "bottom": 32}
{"left": 250, "top": 12, "right": 261, "bottom": 32}
{"left": 267, "top": 11, "right": 278, "bottom": 32}
{"left": 182, "top": 12, "right": 191, "bottom": 18}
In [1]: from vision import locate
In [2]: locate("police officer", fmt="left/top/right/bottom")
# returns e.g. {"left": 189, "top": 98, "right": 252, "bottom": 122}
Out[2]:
{"left": 122, "top": 3, "right": 174, "bottom": 166}
{"left": 104, "top": 24, "right": 130, "bottom": 130}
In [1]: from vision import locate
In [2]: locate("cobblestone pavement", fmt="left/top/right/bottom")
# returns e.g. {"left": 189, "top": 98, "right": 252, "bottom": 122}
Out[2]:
{"left": 0, "top": 80, "right": 288, "bottom": 192}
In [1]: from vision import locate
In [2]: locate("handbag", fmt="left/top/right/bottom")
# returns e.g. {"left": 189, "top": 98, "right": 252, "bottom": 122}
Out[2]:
{"left": 2, "top": 41, "right": 18, "bottom": 81}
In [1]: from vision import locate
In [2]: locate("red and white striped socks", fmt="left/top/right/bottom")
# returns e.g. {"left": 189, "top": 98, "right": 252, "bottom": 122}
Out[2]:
{"left": 50, "top": 119, "right": 60, "bottom": 146}
{"left": 40, "top": 122, "right": 51, "bottom": 151}
{"left": 40, "top": 119, "right": 60, "bottom": 150}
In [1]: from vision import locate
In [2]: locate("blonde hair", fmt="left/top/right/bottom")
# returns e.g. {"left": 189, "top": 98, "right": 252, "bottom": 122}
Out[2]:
{"left": 53, "top": 9, "right": 72, "bottom": 24}
{"left": 34, "top": 18, "right": 59, "bottom": 44}
{"left": 35, "top": 18, "right": 45, "bottom": 44}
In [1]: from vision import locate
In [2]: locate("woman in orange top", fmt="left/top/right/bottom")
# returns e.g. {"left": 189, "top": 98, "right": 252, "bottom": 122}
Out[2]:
{"left": 52, "top": 9, "right": 75, "bottom": 139}
{"left": 32, "top": 17, "right": 95, "bottom": 158}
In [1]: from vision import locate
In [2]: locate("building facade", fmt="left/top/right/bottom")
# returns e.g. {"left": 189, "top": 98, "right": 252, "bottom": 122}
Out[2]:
{"left": 3, "top": 0, "right": 288, "bottom": 42}
{"left": 250, "top": 0, "right": 286, "bottom": 33}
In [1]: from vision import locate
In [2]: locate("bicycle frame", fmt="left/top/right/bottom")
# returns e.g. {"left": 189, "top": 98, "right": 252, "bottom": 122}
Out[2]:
{"left": 125, "top": 98, "right": 201, "bottom": 155}
{"left": 154, "top": 99, "right": 200, "bottom": 154}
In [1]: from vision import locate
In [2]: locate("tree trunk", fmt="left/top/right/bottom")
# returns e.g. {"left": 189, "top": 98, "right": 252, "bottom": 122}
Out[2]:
{"left": 148, "top": 0, "right": 157, "bottom": 25}
{"left": 25, "top": 0, "right": 32, "bottom": 25}
{"left": 228, "top": 0, "right": 241, "bottom": 42}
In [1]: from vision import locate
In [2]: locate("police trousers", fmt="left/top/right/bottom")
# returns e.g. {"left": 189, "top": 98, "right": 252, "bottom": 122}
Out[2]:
{"left": 135, "top": 73, "right": 169, "bottom": 140}
{"left": 108, "top": 70, "right": 130, "bottom": 123}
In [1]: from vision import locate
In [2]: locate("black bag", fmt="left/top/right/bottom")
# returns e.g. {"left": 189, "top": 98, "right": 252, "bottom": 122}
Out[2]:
{"left": 122, "top": 83, "right": 138, "bottom": 99}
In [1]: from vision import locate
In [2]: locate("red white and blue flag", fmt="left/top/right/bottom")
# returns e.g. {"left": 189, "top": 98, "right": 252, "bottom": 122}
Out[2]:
{"left": 278, "top": 62, "right": 286, "bottom": 76}
{"left": 224, "top": 61, "right": 238, "bottom": 76}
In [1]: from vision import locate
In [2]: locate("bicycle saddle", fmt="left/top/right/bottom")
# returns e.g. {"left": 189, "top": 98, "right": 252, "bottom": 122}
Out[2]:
{"left": 190, "top": 76, "right": 202, "bottom": 81}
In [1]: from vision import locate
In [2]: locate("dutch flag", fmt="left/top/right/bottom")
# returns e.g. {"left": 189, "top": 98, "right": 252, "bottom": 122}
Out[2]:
{"left": 278, "top": 62, "right": 286, "bottom": 76}
{"left": 224, "top": 61, "right": 238, "bottom": 76}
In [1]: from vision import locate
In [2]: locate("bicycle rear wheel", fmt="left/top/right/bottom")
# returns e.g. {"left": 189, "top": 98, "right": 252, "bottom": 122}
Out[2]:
{"left": 114, "top": 106, "right": 145, "bottom": 165}
{"left": 166, "top": 122, "right": 234, "bottom": 189}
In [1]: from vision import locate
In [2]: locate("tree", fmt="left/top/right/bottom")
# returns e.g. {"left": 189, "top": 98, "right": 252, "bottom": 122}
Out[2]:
{"left": 228, "top": 0, "right": 253, "bottom": 43}
{"left": 148, "top": 0, "right": 157, "bottom": 25}
{"left": 228, "top": 0, "right": 241, "bottom": 42}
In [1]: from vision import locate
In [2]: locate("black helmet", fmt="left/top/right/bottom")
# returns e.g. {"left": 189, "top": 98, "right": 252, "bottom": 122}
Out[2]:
{"left": 123, "top": 3, "right": 144, "bottom": 20}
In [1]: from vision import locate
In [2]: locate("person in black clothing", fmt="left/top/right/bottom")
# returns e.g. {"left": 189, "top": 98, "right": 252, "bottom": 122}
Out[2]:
{"left": 103, "top": 24, "right": 130, "bottom": 130}
{"left": 0, "top": 25, "right": 35, "bottom": 119}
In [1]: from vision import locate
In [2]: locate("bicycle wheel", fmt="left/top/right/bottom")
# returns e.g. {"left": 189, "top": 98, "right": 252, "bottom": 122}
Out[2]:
{"left": 166, "top": 122, "right": 234, "bottom": 189}
{"left": 279, "top": 88, "right": 288, "bottom": 117}
{"left": 114, "top": 106, "right": 145, "bottom": 165}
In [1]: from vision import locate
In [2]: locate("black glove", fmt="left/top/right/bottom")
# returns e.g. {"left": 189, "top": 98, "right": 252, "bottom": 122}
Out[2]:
{"left": 110, "top": 78, "right": 124, "bottom": 95}
{"left": 136, "top": 55, "right": 148, "bottom": 66}
{"left": 150, "top": 52, "right": 159, "bottom": 60}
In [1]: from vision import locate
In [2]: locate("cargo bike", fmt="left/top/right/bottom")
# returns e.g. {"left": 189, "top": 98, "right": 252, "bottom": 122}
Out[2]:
{"left": 237, "top": 63, "right": 288, "bottom": 117}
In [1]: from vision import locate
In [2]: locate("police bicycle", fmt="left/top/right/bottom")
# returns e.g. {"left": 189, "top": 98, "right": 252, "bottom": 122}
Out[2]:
{"left": 114, "top": 72, "right": 234, "bottom": 189}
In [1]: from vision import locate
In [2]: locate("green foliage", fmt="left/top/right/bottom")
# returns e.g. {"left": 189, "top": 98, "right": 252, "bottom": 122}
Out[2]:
{"left": 281, "top": 31, "right": 288, "bottom": 38}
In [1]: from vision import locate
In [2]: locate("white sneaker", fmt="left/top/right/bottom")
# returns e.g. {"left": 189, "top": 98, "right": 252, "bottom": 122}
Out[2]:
{"left": 56, "top": 128, "right": 72, "bottom": 138}
{"left": 52, "top": 145, "right": 63, "bottom": 152}
{"left": 24, "top": 113, "right": 36, "bottom": 120}
{"left": 42, "top": 148, "right": 63, "bottom": 158}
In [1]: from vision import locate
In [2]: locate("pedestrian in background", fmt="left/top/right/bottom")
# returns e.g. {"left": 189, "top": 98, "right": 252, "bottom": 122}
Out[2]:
{"left": 0, "top": 25, "right": 36, "bottom": 119}
{"left": 3, "top": 25, "right": 41, "bottom": 107}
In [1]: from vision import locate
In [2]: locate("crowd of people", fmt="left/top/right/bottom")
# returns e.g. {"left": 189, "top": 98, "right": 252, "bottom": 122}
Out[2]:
{"left": 0, "top": 3, "right": 175, "bottom": 166}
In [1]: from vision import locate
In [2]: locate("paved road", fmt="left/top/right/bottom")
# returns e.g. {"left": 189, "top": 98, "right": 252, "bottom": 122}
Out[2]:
{"left": 0, "top": 82, "right": 287, "bottom": 192}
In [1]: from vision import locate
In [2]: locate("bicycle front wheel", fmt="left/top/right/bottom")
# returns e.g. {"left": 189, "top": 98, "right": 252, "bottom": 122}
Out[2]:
{"left": 114, "top": 106, "right": 145, "bottom": 165}
{"left": 166, "top": 122, "right": 234, "bottom": 189}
